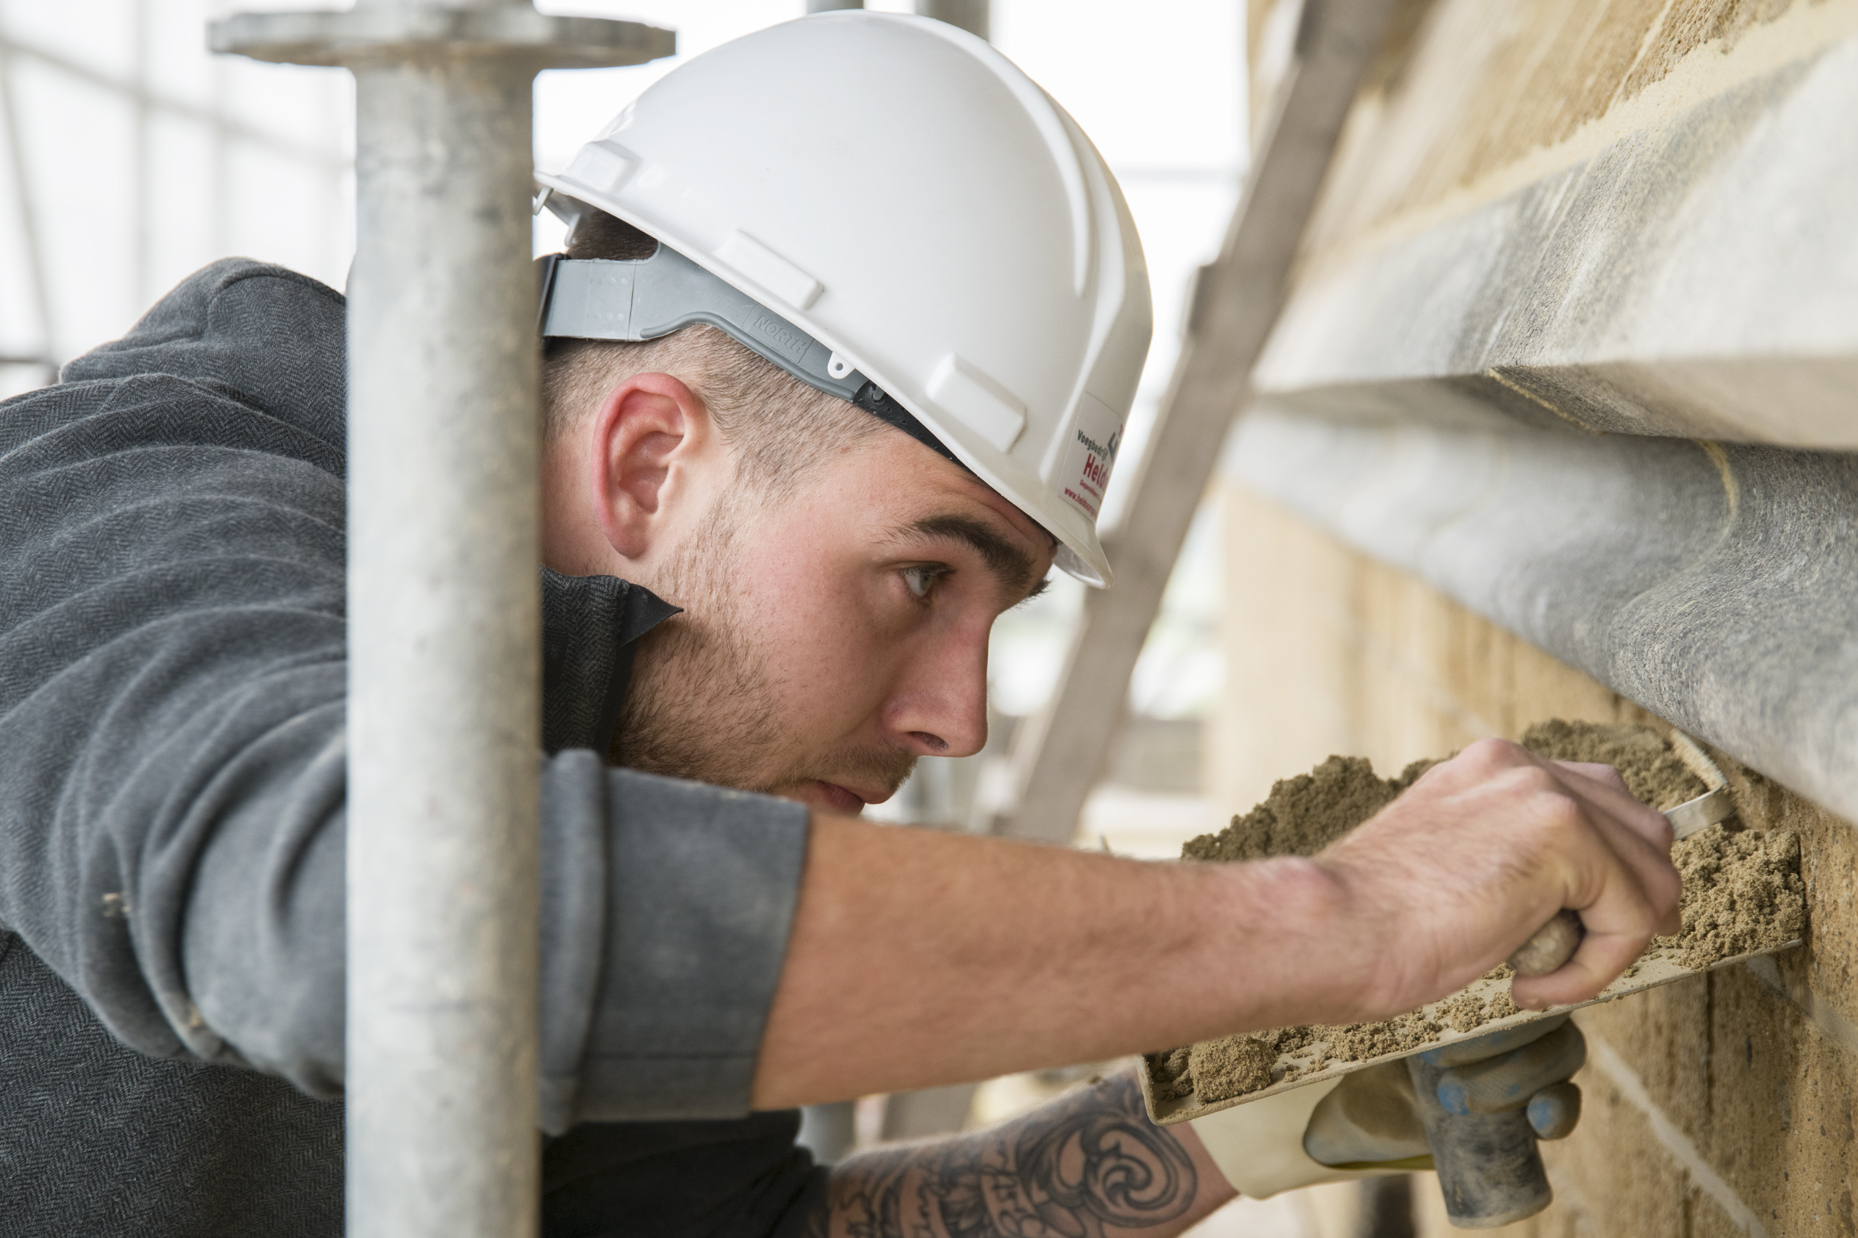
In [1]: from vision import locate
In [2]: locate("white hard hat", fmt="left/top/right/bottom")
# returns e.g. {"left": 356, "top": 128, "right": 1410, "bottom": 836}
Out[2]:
{"left": 535, "top": 11, "right": 1151, "bottom": 586}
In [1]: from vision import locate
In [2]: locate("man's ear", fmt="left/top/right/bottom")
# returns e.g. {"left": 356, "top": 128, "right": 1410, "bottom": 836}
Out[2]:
{"left": 587, "top": 371, "right": 713, "bottom": 560}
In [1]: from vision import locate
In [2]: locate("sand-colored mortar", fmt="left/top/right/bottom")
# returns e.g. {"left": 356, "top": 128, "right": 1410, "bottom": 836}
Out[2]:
{"left": 1213, "top": 486, "right": 1858, "bottom": 1234}
{"left": 1149, "top": 721, "right": 1806, "bottom": 1105}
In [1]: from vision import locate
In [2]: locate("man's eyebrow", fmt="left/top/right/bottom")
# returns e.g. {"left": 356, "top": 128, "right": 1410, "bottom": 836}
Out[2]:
{"left": 897, "top": 514, "right": 1039, "bottom": 596}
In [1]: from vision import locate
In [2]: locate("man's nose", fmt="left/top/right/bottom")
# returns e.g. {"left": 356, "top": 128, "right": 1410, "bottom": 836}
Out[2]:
{"left": 888, "top": 630, "right": 990, "bottom": 758}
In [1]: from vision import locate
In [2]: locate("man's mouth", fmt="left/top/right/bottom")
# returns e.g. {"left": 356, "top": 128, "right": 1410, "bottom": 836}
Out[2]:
{"left": 770, "top": 761, "right": 913, "bottom": 815}
{"left": 810, "top": 781, "right": 870, "bottom": 814}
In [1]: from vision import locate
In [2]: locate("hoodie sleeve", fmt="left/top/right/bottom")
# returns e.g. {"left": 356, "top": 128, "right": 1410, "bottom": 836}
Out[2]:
{"left": 540, "top": 758, "right": 810, "bottom": 1128}
{"left": 0, "top": 260, "right": 810, "bottom": 1124}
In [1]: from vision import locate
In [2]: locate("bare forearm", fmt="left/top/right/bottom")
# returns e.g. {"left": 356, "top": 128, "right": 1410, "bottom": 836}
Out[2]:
{"left": 804, "top": 1070, "right": 1234, "bottom": 1238}
{"left": 753, "top": 815, "right": 1356, "bottom": 1109}
{"left": 755, "top": 740, "right": 1683, "bottom": 1110}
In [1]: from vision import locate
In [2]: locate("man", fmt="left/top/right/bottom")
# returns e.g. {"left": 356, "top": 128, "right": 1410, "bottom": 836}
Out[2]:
{"left": 0, "top": 12, "right": 1678, "bottom": 1237}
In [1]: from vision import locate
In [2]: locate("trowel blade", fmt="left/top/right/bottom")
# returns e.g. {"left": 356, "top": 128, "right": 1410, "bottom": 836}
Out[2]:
{"left": 1142, "top": 937, "right": 1800, "bottom": 1126}
{"left": 1667, "top": 786, "right": 1735, "bottom": 840}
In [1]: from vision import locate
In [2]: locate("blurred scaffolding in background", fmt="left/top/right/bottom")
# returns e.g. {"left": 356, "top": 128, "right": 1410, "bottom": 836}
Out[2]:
{"left": 0, "top": 0, "right": 353, "bottom": 399}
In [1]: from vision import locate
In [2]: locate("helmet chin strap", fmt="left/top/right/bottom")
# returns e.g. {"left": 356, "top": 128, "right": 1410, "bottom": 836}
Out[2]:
{"left": 849, "top": 382, "right": 968, "bottom": 473}
{"left": 536, "top": 243, "right": 964, "bottom": 473}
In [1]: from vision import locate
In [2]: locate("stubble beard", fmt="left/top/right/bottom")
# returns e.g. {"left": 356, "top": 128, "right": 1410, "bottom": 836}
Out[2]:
{"left": 611, "top": 488, "right": 917, "bottom": 806}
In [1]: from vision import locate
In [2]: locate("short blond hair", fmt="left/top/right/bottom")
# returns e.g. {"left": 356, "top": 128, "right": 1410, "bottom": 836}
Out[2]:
{"left": 541, "top": 212, "right": 882, "bottom": 500}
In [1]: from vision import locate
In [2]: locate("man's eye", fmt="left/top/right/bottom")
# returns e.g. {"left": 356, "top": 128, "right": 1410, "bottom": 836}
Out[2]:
{"left": 902, "top": 566, "right": 940, "bottom": 600}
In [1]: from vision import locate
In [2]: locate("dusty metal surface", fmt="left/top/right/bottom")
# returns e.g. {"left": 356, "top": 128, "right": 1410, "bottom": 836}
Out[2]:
{"left": 210, "top": 6, "right": 673, "bottom": 68}
{"left": 1143, "top": 938, "right": 1804, "bottom": 1126}
{"left": 341, "top": 50, "right": 546, "bottom": 1238}
{"left": 213, "top": 4, "right": 670, "bottom": 1236}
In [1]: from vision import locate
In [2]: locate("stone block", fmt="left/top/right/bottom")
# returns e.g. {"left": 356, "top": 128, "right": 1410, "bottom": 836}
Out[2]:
{"left": 1575, "top": 976, "right": 1711, "bottom": 1146}
{"left": 1709, "top": 964, "right": 1858, "bottom": 1235}
{"left": 1256, "top": 0, "right": 1858, "bottom": 449}
{"left": 1212, "top": 484, "right": 1858, "bottom": 1237}
{"left": 1536, "top": 1065, "right": 1689, "bottom": 1238}
{"left": 1688, "top": 1181, "right": 1754, "bottom": 1238}
{"left": 1716, "top": 747, "right": 1858, "bottom": 1039}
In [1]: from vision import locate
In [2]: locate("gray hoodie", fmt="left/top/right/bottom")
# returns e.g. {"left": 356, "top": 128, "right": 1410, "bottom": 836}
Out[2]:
{"left": 0, "top": 259, "right": 825, "bottom": 1235}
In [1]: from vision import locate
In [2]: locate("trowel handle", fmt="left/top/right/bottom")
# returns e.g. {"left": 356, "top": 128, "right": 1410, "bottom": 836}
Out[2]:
{"left": 1407, "top": 1055, "right": 1552, "bottom": 1228}
{"left": 1507, "top": 908, "right": 1583, "bottom": 977}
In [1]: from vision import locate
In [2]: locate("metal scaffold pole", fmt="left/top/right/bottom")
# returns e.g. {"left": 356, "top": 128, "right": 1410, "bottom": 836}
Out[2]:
{"left": 210, "top": 5, "right": 672, "bottom": 1236}
{"left": 348, "top": 58, "right": 540, "bottom": 1230}
{"left": 914, "top": 0, "right": 989, "bottom": 41}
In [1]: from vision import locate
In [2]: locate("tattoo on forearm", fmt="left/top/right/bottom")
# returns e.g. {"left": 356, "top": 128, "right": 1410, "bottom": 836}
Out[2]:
{"left": 810, "top": 1071, "right": 1197, "bottom": 1238}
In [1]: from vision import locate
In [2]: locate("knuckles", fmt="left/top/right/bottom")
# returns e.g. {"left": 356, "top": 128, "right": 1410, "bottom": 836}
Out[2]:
{"left": 1454, "top": 737, "right": 1534, "bottom": 777}
{"left": 1479, "top": 765, "right": 1588, "bottom": 841}
{"left": 1532, "top": 787, "right": 1591, "bottom": 838}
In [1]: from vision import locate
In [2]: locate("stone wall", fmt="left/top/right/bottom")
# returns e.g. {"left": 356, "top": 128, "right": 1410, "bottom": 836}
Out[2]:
{"left": 1207, "top": 4, "right": 1856, "bottom": 1230}
{"left": 1211, "top": 482, "right": 1858, "bottom": 1237}
{"left": 1283, "top": 0, "right": 1858, "bottom": 270}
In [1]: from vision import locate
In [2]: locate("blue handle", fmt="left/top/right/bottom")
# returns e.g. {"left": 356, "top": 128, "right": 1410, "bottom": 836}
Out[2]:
{"left": 1406, "top": 1054, "right": 1552, "bottom": 1228}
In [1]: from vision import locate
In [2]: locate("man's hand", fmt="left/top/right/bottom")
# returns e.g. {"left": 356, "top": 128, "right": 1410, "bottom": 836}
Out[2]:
{"left": 1312, "top": 738, "right": 1681, "bottom": 1019}
{"left": 1307, "top": 1016, "right": 1585, "bottom": 1161}
{"left": 1188, "top": 1014, "right": 1585, "bottom": 1200}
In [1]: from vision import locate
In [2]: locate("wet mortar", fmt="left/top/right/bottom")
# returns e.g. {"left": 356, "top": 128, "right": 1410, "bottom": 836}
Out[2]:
{"left": 1150, "top": 721, "right": 1807, "bottom": 1107}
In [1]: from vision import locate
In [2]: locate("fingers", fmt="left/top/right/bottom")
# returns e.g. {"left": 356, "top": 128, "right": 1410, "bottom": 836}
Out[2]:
{"left": 1511, "top": 894, "right": 1663, "bottom": 1012}
{"left": 1546, "top": 760, "right": 1675, "bottom": 852}
{"left": 1307, "top": 737, "right": 1683, "bottom": 1021}
{"left": 1551, "top": 761, "right": 1631, "bottom": 797}
{"left": 1432, "top": 1021, "right": 1586, "bottom": 1116}
{"left": 1509, "top": 780, "right": 1679, "bottom": 1008}
{"left": 1534, "top": 760, "right": 1677, "bottom": 897}
{"left": 1500, "top": 754, "right": 1683, "bottom": 1008}
{"left": 1510, "top": 915, "right": 1646, "bottom": 1010}
{"left": 1527, "top": 1082, "right": 1581, "bottom": 1139}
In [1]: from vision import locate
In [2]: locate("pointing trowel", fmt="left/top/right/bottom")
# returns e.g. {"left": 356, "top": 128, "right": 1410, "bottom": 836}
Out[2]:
{"left": 1142, "top": 732, "right": 1803, "bottom": 1229}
